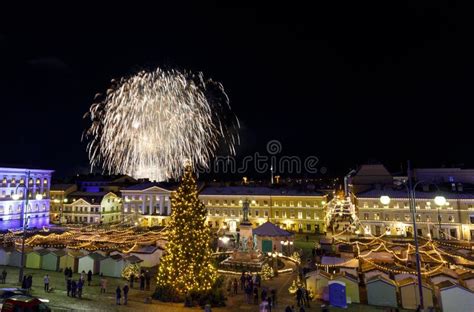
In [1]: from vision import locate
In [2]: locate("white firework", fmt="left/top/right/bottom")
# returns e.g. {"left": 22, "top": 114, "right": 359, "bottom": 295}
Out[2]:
{"left": 83, "top": 67, "right": 239, "bottom": 181}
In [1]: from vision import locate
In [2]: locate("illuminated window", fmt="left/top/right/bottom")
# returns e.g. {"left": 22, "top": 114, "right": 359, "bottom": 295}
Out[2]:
{"left": 297, "top": 201, "right": 302, "bottom": 207}
{"left": 43, "top": 179, "right": 47, "bottom": 185}
{"left": 404, "top": 215, "right": 410, "bottom": 222}
{"left": 1, "top": 177, "right": 6, "bottom": 185}
{"left": 364, "top": 213, "right": 369, "bottom": 220}
{"left": 298, "top": 211, "right": 303, "bottom": 219}
{"left": 36, "top": 178, "right": 40, "bottom": 185}
{"left": 290, "top": 211, "right": 295, "bottom": 218}
{"left": 29, "top": 178, "right": 33, "bottom": 185}
{"left": 306, "top": 211, "right": 311, "bottom": 219}
{"left": 416, "top": 214, "right": 421, "bottom": 222}
{"left": 374, "top": 213, "right": 380, "bottom": 220}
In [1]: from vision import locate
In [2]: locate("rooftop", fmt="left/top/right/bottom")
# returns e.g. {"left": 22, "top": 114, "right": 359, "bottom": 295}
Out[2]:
{"left": 355, "top": 188, "right": 474, "bottom": 200}
{"left": 253, "top": 222, "right": 293, "bottom": 237}
{"left": 200, "top": 185, "right": 325, "bottom": 196}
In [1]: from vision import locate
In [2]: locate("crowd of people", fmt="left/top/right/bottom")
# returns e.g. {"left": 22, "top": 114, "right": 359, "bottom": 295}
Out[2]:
{"left": 234, "top": 271, "right": 276, "bottom": 312}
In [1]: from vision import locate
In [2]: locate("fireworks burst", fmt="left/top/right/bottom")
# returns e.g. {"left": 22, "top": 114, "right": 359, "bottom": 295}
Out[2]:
{"left": 83, "top": 67, "right": 239, "bottom": 181}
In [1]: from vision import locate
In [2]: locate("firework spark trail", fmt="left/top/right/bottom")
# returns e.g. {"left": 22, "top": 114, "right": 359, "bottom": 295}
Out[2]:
{"left": 83, "top": 68, "right": 239, "bottom": 181}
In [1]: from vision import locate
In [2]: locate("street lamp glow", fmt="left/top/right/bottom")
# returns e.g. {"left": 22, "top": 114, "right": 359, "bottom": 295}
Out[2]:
{"left": 12, "top": 194, "right": 20, "bottom": 200}
{"left": 380, "top": 195, "right": 391, "bottom": 206}
{"left": 434, "top": 196, "right": 447, "bottom": 207}
{"left": 35, "top": 194, "right": 43, "bottom": 200}
{"left": 219, "top": 236, "right": 230, "bottom": 244}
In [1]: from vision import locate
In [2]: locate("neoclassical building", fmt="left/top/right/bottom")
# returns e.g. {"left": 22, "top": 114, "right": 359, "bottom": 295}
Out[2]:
{"left": 200, "top": 186, "right": 328, "bottom": 233}
{"left": 354, "top": 189, "right": 474, "bottom": 240}
{"left": 121, "top": 182, "right": 174, "bottom": 227}
{"left": 120, "top": 183, "right": 328, "bottom": 233}
{"left": 50, "top": 184, "right": 77, "bottom": 224}
{"left": 0, "top": 167, "right": 54, "bottom": 229}
{"left": 60, "top": 191, "right": 122, "bottom": 224}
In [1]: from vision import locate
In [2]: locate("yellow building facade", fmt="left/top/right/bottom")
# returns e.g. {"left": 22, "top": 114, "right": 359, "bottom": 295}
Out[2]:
{"left": 354, "top": 189, "right": 474, "bottom": 240}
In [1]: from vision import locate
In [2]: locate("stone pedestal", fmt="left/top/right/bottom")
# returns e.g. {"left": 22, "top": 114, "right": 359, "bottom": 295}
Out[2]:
{"left": 239, "top": 222, "right": 253, "bottom": 241}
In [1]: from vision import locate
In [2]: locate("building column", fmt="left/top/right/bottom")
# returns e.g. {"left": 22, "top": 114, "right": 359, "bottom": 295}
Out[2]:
{"left": 142, "top": 196, "right": 146, "bottom": 214}
{"left": 149, "top": 196, "right": 153, "bottom": 215}
{"left": 166, "top": 196, "right": 171, "bottom": 215}
{"left": 159, "top": 196, "right": 164, "bottom": 215}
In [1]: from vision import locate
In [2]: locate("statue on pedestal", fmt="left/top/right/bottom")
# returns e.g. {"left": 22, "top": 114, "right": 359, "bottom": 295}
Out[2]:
{"left": 242, "top": 199, "right": 250, "bottom": 223}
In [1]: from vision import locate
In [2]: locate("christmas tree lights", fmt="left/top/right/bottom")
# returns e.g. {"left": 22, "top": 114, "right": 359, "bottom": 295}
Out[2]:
{"left": 155, "top": 166, "right": 217, "bottom": 300}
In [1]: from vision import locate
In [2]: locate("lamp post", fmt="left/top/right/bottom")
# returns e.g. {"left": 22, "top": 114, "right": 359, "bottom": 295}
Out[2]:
{"left": 434, "top": 196, "right": 446, "bottom": 240}
{"left": 379, "top": 161, "right": 446, "bottom": 311}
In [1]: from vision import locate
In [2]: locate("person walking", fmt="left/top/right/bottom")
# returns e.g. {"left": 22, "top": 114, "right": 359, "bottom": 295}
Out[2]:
{"left": 115, "top": 286, "right": 122, "bottom": 305}
{"left": 71, "top": 280, "right": 77, "bottom": 298}
{"left": 240, "top": 272, "right": 246, "bottom": 291}
{"left": 123, "top": 284, "right": 129, "bottom": 305}
{"left": 87, "top": 270, "right": 92, "bottom": 286}
{"left": 43, "top": 274, "right": 50, "bottom": 292}
{"left": 145, "top": 270, "right": 151, "bottom": 290}
{"left": 68, "top": 267, "right": 73, "bottom": 279}
{"left": 304, "top": 288, "right": 310, "bottom": 308}
{"left": 233, "top": 278, "right": 238, "bottom": 295}
{"left": 271, "top": 289, "right": 277, "bottom": 308}
{"left": 77, "top": 279, "right": 83, "bottom": 298}
{"left": 253, "top": 287, "right": 259, "bottom": 305}
{"left": 64, "top": 267, "right": 69, "bottom": 281}
{"left": 129, "top": 272, "right": 135, "bottom": 288}
{"left": 256, "top": 273, "right": 262, "bottom": 287}
{"left": 66, "top": 278, "right": 72, "bottom": 296}
{"left": 26, "top": 275, "right": 32, "bottom": 293}
{"left": 139, "top": 272, "right": 145, "bottom": 291}
{"left": 1, "top": 269, "right": 7, "bottom": 284}
{"left": 296, "top": 287, "right": 303, "bottom": 307}
{"left": 261, "top": 288, "right": 267, "bottom": 302}
{"left": 260, "top": 298, "right": 270, "bottom": 312}
{"left": 245, "top": 284, "right": 252, "bottom": 304}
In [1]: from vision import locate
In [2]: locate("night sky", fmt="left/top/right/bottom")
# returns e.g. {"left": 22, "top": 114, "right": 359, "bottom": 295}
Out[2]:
{"left": 1, "top": 2, "right": 473, "bottom": 179}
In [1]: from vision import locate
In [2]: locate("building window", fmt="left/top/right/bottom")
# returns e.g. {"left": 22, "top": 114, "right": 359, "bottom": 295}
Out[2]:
{"left": 290, "top": 211, "right": 295, "bottom": 218}
{"left": 275, "top": 211, "right": 279, "bottom": 218}
{"left": 306, "top": 224, "right": 312, "bottom": 231}
{"left": 470, "top": 216, "right": 474, "bottom": 224}
{"left": 364, "top": 213, "right": 369, "bottom": 220}
{"left": 255, "top": 210, "right": 259, "bottom": 217}
{"left": 374, "top": 213, "right": 380, "bottom": 220}
{"left": 264, "top": 210, "right": 268, "bottom": 217}
{"left": 298, "top": 211, "right": 303, "bottom": 219}
{"left": 306, "top": 211, "right": 311, "bottom": 219}
{"left": 416, "top": 214, "right": 421, "bottom": 222}
{"left": 404, "top": 215, "right": 410, "bottom": 222}
{"left": 448, "top": 215, "right": 454, "bottom": 222}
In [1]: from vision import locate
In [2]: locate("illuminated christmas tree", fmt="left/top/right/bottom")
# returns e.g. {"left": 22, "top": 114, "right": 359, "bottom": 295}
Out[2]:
{"left": 155, "top": 165, "right": 217, "bottom": 301}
